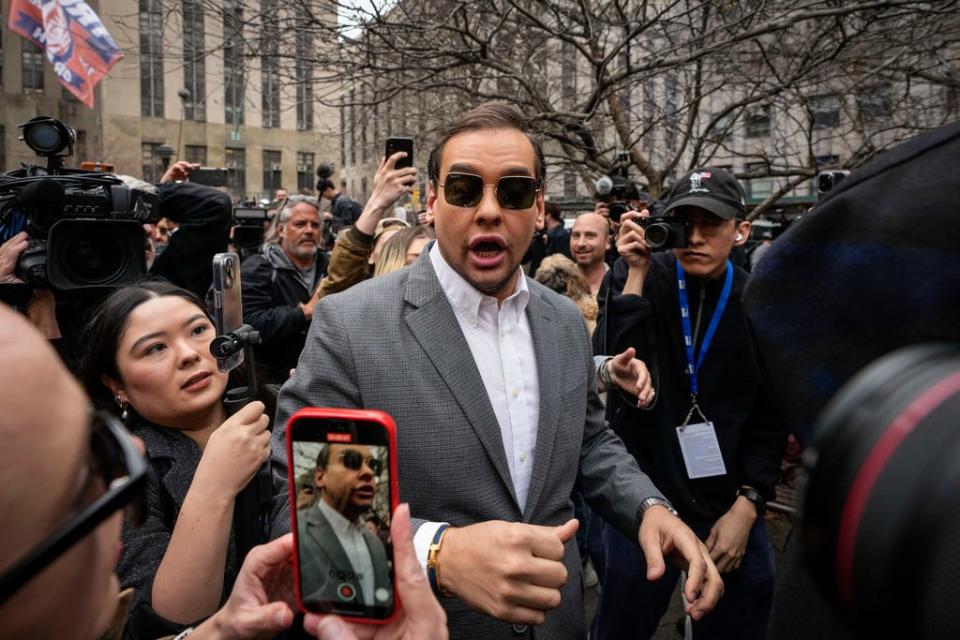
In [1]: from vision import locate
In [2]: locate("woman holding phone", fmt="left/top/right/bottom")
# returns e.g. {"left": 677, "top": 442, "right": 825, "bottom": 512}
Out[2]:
{"left": 80, "top": 281, "right": 277, "bottom": 639}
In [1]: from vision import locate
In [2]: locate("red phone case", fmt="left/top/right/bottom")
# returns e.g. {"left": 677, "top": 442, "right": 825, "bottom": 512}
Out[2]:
{"left": 286, "top": 407, "right": 401, "bottom": 625}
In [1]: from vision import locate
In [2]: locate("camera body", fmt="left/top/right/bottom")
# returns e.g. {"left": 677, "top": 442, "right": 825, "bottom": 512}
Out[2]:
{"left": 595, "top": 174, "right": 632, "bottom": 223}
{"left": 232, "top": 203, "right": 269, "bottom": 258}
{"left": 640, "top": 216, "right": 688, "bottom": 250}
{"left": 0, "top": 117, "right": 159, "bottom": 291}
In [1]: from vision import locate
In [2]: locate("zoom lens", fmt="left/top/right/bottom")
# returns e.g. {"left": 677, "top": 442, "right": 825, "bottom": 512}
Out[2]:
{"left": 46, "top": 219, "right": 147, "bottom": 290}
{"left": 644, "top": 222, "right": 671, "bottom": 249}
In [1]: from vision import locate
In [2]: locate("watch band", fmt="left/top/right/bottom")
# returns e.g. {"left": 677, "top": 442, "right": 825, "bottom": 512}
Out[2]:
{"left": 427, "top": 524, "right": 452, "bottom": 596}
{"left": 737, "top": 485, "right": 766, "bottom": 514}
{"left": 637, "top": 496, "right": 679, "bottom": 529}
{"left": 598, "top": 356, "right": 614, "bottom": 388}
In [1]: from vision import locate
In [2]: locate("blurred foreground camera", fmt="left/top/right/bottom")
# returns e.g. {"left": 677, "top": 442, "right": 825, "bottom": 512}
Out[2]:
{"left": 817, "top": 170, "right": 850, "bottom": 196}
{"left": 640, "top": 216, "right": 687, "bottom": 250}
{"left": 0, "top": 117, "right": 159, "bottom": 291}
{"left": 802, "top": 344, "right": 960, "bottom": 639}
{"left": 232, "top": 203, "right": 269, "bottom": 259}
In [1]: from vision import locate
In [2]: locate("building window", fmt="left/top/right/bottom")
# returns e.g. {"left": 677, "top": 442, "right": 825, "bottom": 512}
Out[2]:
{"left": 182, "top": 0, "right": 206, "bottom": 121}
{"left": 185, "top": 145, "right": 207, "bottom": 165}
{"left": 223, "top": 0, "right": 244, "bottom": 125}
{"left": 707, "top": 111, "right": 736, "bottom": 143}
{"left": 295, "top": 15, "right": 313, "bottom": 131}
{"left": 664, "top": 74, "right": 679, "bottom": 149}
{"left": 563, "top": 168, "right": 577, "bottom": 197}
{"left": 746, "top": 105, "right": 771, "bottom": 138}
{"left": 262, "top": 150, "right": 282, "bottom": 197}
{"left": 140, "top": 0, "right": 164, "bottom": 116}
{"left": 226, "top": 147, "right": 246, "bottom": 200}
{"left": 746, "top": 161, "right": 773, "bottom": 200}
{"left": 811, "top": 94, "right": 841, "bottom": 129}
{"left": 856, "top": 85, "right": 892, "bottom": 124}
{"left": 0, "top": 126, "right": 6, "bottom": 172}
{"left": 297, "top": 152, "right": 315, "bottom": 193}
{"left": 261, "top": 0, "right": 280, "bottom": 129}
{"left": 142, "top": 143, "right": 166, "bottom": 184}
{"left": 22, "top": 41, "right": 44, "bottom": 92}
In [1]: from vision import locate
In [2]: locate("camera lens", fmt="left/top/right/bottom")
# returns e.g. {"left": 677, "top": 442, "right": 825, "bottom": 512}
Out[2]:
{"left": 59, "top": 230, "right": 132, "bottom": 287}
{"left": 645, "top": 222, "right": 671, "bottom": 249}
{"left": 25, "top": 123, "right": 62, "bottom": 154}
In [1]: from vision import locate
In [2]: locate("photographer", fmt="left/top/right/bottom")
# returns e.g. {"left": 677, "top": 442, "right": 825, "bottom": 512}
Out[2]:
{"left": 149, "top": 161, "right": 233, "bottom": 300}
{"left": 593, "top": 167, "right": 787, "bottom": 640}
{"left": 318, "top": 178, "right": 363, "bottom": 234}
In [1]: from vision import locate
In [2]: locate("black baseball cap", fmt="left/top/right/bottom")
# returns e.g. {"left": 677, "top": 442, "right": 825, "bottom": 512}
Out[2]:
{"left": 664, "top": 167, "right": 747, "bottom": 220}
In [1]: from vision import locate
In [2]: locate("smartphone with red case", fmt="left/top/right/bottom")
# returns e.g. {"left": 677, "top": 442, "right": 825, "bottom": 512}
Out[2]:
{"left": 286, "top": 408, "right": 400, "bottom": 624}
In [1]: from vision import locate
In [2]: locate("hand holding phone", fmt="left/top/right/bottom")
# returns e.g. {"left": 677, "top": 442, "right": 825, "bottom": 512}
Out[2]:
{"left": 287, "top": 408, "right": 400, "bottom": 623}
{"left": 385, "top": 137, "right": 414, "bottom": 170}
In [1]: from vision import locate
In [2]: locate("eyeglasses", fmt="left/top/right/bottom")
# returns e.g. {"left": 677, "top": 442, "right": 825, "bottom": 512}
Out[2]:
{"left": 439, "top": 172, "right": 541, "bottom": 210}
{"left": 338, "top": 449, "right": 383, "bottom": 475}
{"left": 0, "top": 410, "right": 147, "bottom": 605}
{"left": 668, "top": 210, "right": 732, "bottom": 238}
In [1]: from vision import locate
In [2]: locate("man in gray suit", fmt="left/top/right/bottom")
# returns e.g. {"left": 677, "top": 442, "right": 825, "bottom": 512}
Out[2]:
{"left": 274, "top": 102, "right": 723, "bottom": 638}
{"left": 297, "top": 444, "right": 393, "bottom": 612}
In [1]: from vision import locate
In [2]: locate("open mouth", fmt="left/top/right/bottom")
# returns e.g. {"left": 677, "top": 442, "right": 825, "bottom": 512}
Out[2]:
{"left": 181, "top": 371, "right": 212, "bottom": 391}
{"left": 354, "top": 485, "right": 375, "bottom": 500}
{"left": 469, "top": 236, "right": 507, "bottom": 265}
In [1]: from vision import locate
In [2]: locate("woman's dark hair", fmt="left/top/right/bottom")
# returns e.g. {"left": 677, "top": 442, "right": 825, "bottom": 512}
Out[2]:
{"left": 81, "top": 281, "right": 205, "bottom": 409}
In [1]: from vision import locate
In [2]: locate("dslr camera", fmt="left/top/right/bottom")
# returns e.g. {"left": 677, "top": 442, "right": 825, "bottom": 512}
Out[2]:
{"left": 639, "top": 216, "right": 687, "bottom": 250}
{"left": 0, "top": 116, "right": 159, "bottom": 291}
{"left": 595, "top": 150, "right": 637, "bottom": 223}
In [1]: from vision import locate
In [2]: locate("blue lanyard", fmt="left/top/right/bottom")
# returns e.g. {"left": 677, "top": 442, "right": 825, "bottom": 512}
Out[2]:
{"left": 676, "top": 258, "right": 733, "bottom": 397}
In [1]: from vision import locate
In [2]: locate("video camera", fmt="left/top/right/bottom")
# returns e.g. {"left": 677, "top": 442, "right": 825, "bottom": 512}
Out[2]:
{"left": 0, "top": 117, "right": 159, "bottom": 291}
{"left": 595, "top": 151, "right": 636, "bottom": 223}
{"left": 232, "top": 202, "right": 270, "bottom": 258}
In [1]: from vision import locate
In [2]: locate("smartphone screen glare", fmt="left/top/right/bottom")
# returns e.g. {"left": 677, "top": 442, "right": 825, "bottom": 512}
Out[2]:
{"left": 291, "top": 427, "right": 395, "bottom": 618}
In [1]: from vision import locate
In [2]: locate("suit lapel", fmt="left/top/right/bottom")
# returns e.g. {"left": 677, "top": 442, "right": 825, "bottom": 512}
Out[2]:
{"left": 403, "top": 253, "right": 520, "bottom": 510}
{"left": 363, "top": 530, "right": 390, "bottom": 595}
{"left": 306, "top": 508, "right": 366, "bottom": 604}
{"left": 523, "top": 283, "right": 561, "bottom": 520}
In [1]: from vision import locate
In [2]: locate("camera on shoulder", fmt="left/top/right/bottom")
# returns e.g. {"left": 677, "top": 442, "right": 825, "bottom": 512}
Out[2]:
{"left": 0, "top": 116, "right": 160, "bottom": 291}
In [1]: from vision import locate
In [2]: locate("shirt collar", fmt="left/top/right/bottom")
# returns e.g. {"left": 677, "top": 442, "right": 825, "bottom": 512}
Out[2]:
{"left": 429, "top": 242, "right": 530, "bottom": 328}
{"left": 316, "top": 496, "right": 362, "bottom": 536}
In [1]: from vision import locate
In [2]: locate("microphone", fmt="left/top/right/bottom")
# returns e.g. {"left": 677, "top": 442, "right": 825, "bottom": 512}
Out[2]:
{"left": 18, "top": 178, "right": 65, "bottom": 232}
{"left": 595, "top": 175, "right": 614, "bottom": 196}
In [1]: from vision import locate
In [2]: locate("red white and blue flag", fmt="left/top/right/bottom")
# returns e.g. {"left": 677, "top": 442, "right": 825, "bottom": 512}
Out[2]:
{"left": 7, "top": 0, "right": 123, "bottom": 108}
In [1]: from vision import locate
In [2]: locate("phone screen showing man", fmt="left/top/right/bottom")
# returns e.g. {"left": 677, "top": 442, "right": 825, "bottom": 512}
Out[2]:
{"left": 289, "top": 415, "right": 396, "bottom": 620}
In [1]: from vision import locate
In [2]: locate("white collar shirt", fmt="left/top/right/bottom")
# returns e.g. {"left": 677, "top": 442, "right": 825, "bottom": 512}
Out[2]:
{"left": 316, "top": 498, "right": 376, "bottom": 606}
{"left": 429, "top": 244, "right": 541, "bottom": 512}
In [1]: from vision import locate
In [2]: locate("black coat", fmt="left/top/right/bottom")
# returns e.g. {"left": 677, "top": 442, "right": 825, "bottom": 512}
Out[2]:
{"left": 240, "top": 244, "right": 329, "bottom": 384}
{"left": 595, "top": 251, "right": 787, "bottom": 521}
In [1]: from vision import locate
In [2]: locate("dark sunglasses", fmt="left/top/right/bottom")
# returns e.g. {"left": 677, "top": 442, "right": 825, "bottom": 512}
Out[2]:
{"left": 338, "top": 449, "right": 383, "bottom": 475}
{"left": 440, "top": 172, "right": 541, "bottom": 210}
{"left": 0, "top": 410, "right": 147, "bottom": 605}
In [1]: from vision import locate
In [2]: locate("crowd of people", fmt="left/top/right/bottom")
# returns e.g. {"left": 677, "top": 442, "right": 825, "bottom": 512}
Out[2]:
{"left": 1, "top": 99, "right": 828, "bottom": 640}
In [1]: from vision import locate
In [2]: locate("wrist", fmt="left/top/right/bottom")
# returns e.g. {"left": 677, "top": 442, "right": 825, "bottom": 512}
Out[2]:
{"left": 732, "top": 495, "right": 759, "bottom": 520}
{"left": 191, "top": 609, "right": 228, "bottom": 640}
{"left": 735, "top": 485, "right": 765, "bottom": 516}
{"left": 431, "top": 525, "right": 458, "bottom": 596}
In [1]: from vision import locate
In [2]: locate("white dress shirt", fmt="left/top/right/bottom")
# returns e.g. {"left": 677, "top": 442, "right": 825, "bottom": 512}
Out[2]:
{"left": 413, "top": 245, "right": 541, "bottom": 570}
{"left": 316, "top": 498, "right": 376, "bottom": 606}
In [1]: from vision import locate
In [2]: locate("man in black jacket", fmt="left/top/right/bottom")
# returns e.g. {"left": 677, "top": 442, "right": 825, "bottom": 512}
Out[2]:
{"left": 592, "top": 167, "right": 787, "bottom": 640}
{"left": 318, "top": 178, "right": 363, "bottom": 233}
{"left": 241, "top": 195, "right": 329, "bottom": 385}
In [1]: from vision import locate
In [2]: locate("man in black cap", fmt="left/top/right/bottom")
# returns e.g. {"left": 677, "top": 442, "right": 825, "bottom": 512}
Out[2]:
{"left": 592, "top": 167, "right": 787, "bottom": 640}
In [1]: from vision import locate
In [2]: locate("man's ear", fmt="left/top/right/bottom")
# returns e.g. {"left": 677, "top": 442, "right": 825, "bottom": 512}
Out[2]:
{"left": 314, "top": 467, "right": 325, "bottom": 491}
{"left": 734, "top": 220, "right": 751, "bottom": 246}
{"left": 426, "top": 180, "right": 438, "bottom": 216}
{"left": 101, "top": 374, "right": 125, "bottom": 403}
{"left": 535, "top": 192, "right": 546, "bottom": 230}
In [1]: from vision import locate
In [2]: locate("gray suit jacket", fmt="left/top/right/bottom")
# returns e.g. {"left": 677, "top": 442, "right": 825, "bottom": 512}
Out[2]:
{"left": 297, "top": 505, "right": 392, "bottom": 611}
{"left": 272, "top": 250, "right": 663, "bottom": 639}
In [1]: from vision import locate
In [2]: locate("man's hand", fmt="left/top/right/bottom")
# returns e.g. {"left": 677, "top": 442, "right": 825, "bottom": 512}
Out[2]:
{"left": 705, "top": 496, "right": 757, "bottom": 573}
{"left": 617, "top": 209, "right": 653, "bottom": 296}
{"left": 160, "top": 160, "right": 200, "bottom": 184}
{"left": 437, "top": 519, "right": 578, "bottom": 625}
{"left": 0, "top": 231, "right": 28, "bottom": 284}
{"left": 417, "top": 209, "right": 434, "bottom": 226}
{"left": 304, "top": 504, "right": 448, "bottom": 640}
{"left": 194, "top": 534, "right": 297, "bottom": 639}
{"left": 638, "top": 506, "right": 724, "bottom": 621}
{"left": 607, "top": 347, "right": 655, "bottom": 408}
{"left": 355, "top": 152, "right": 418, "bottom": 236}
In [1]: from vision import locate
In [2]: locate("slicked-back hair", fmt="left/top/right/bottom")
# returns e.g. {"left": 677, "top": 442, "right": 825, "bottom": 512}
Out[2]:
{"left": 427, "top": 102, "right": 546, "bottom": 187}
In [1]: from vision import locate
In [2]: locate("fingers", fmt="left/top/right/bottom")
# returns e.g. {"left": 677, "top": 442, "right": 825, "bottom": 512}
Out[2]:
{"left": 305, "top": 614, "right": 362, "bottom": 640}
{"left": 638, "top": 523, "right": 666, "bottom": 581}
{"left": 677, "top": 534, "right": 710, "bottom": 607}
{"left": 609, "top": 347, "right": 636, "bottom": 371}
{"left": 705, "top": 527, "right": 718, "bottom": 554}
{"left": 512, "top": 556, "right": 569, "bottom": 589}
{"left": 244, "top": 533, "right": 294, "bottom": 578}
{"left": 504, "top": 582, "right": 563, "bottom": 612}
{"left": 686, "top": 548, "right": 724, "bottom": 620}
{"left": 235, "top": 602, "right": 294, "bottom": 637}
{"left": 553, "top": 518, "right": 579, "bottom": 544}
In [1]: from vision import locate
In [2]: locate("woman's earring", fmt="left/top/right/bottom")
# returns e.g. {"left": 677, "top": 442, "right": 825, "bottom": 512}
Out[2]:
{"left": 115, "top": 394, "right": 129, "bottom": 422}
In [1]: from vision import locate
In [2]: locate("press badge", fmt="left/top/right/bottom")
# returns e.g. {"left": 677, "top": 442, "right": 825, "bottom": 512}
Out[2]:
{"left": 676, "top": 421, "right": 727, "bottom": 479}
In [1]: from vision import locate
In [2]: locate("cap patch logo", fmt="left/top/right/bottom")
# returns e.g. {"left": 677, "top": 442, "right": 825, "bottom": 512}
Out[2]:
{"left": 689, "top": 171, "right": 712, "bottom": 193}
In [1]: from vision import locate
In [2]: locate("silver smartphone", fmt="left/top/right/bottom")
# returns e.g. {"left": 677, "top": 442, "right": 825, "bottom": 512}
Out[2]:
{"left": 211, "top": 252, "right": 243, "bottom": 372}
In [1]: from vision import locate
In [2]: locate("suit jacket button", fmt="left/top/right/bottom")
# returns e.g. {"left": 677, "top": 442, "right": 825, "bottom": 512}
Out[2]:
{"left": 511, "top": 623, "right": 528, "bottom": 635}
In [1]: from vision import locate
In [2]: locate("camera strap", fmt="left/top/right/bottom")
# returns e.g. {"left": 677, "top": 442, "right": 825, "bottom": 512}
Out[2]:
{"left": 676, "top": 259, "right": 733, "bottom": 403}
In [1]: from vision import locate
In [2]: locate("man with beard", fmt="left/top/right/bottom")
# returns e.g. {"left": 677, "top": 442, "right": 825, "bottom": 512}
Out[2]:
{"left": 298, "top": 444, "right": 392, "bottom": 611}
{"left": 241, "top": 196, "right": 330, "bottom": 384}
